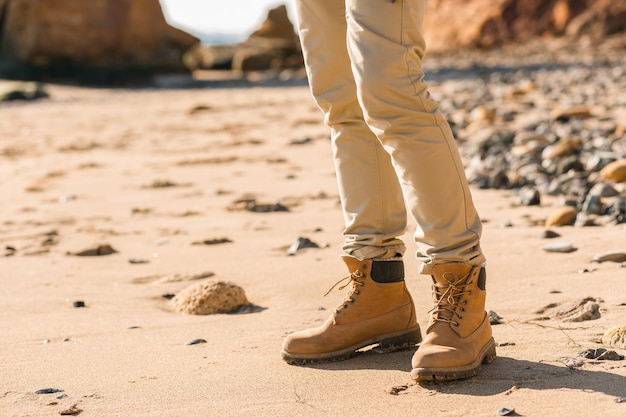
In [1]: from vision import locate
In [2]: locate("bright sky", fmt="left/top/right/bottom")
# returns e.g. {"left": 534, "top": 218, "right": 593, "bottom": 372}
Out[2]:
{"left": 160, "top": 0, "right": 297, "bottom": 37}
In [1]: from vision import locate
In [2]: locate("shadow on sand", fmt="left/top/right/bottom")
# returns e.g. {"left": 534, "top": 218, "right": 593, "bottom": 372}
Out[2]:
{"left": 305, "top": 350, "right": 626, "bottom": 398}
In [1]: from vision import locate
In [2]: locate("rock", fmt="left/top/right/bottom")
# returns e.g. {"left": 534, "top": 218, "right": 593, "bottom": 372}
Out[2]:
{"left": 588, "top": 182, "right": 619, "bottom": 198}
{"left": 549, "top": 297, "right": 601, "bottom": 322}
{"left": 422, "top": 0, "right": 626, "bottom": 52}
{"left": 601, "top": 326, "right": 626, "bottom": 349}
{"left": 188, "top": 5, "right": 303, "bottom": 73}
{"left": 551, "top": 106, "right": 592, "bottom": 121}
{"left": 287, "top": 237, "right": 321, "bottom": 256}
{"left": 172, "top": 280, "right": 249, "bottom": 315}
{"left": 517, "top": 186, "right": 541, "bottom": 206}
{"left": 233, "top": 5, "right": 302, "bottom": 72}
{"left": 579, "top": 348, "right": 624, "bottom": 360}
{"left": 541, "top": 230, "right": 561, "bottom": 239}
{"left": 541, "top": 137, "right": 583, "bottom": 159}
{"left": 599, "top": 160, "right": 626, "bottom": 182}
{"left": 542, "top": 241, "right": 577, "bottom": 253}
{"left": 488, "top": 310, "right": 504, "bottom": 325}
{"left": 0, "top": 81, "right": 48, "bottom": 101}
{"left": 566, "top": 0, "right": 626, "bottom": 38}
{"left": 248, "top": 4, "right": 296, "bottom": 39}
{"left": 0, "top": 0, "right": 198, "bottom": 83}
{"left": 545, "top": 206, "right": 578, "bottom": 226}
{"left": 592, "top": 250, "right": 626, "bottom": 263}
{"left": 69, "top": 244, "right": 118, "bottom": 256}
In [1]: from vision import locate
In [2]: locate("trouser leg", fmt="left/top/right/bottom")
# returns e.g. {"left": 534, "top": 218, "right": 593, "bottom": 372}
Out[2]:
{"left": 345, "top": 0, "right": 485, "bottom": 273}
{"left": 296, "top": 0, "right": 408, "bottom": 260}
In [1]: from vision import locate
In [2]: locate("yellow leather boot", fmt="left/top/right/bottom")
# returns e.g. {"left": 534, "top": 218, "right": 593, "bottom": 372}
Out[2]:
{"left": 281, "top": 256, "right": 422, "bottom": 364}
{"left": 411, "top": 263, "right": 496, "bottom": 381}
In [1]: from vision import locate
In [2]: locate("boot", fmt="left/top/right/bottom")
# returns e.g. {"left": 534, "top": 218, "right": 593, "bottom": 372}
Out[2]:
{"left": 281, "top": 256, "right": 422, "bottom": 364}
{"left": 411, "top": 263, "right": 496, "bottom": 381}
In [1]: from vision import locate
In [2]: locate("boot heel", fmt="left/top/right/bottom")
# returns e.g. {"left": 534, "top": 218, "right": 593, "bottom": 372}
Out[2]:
{"left": 482, "top": 338, "right": 497, "bottom": 364}
{"left": 376, "top": 327, "right": 422, "bottom": 353}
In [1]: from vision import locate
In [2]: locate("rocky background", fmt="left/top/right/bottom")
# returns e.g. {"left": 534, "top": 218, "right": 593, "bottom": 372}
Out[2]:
{"left": 1, "top": 0, "right": 625, "bottom": 81}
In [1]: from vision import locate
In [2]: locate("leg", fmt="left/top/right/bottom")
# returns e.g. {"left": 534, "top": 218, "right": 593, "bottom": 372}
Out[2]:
{"left": 345, "top": 0, "right": 494, "bottom": 380}
{"left": 281, "top": 0, "right": 422, "bottom": 364}
{"left": 296, "top": 0, "right": 407, "bottom": 260}
{"left": 345, "top": 0, "right": 485, "bottom": 273}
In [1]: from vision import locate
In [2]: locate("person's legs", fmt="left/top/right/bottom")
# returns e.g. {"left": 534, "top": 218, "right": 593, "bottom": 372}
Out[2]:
{"left": 345, "top": 0, "right": 495, "bottom": 379}
{"left": 281, "top": 0, "right": 421, "bottom": 364}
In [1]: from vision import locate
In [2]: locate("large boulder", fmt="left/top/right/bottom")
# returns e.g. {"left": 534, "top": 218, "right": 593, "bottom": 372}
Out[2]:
{"left": 423, "top": 0, "right": 626, "bottom": 51}
{"left": 186, "top": 4, "right": 303, "bottom": 73}
{"left": 0, "top": 0, "right": 199, "bottom": 83}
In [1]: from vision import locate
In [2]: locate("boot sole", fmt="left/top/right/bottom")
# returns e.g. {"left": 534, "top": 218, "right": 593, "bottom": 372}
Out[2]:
{"left": 281, "top": 326, "right": 422, "bottom": 365}
{"left": 410, "top": 337, "right": 497, "bottom": 382}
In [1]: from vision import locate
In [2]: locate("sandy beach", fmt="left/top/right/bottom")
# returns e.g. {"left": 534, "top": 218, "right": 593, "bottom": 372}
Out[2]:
{"left": 1, "top": 40, "right": 626, "bottom": 416}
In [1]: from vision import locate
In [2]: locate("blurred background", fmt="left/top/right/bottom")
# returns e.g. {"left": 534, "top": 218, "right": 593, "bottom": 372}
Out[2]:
{"left": 0, "top": 0, "right": 624, "bottom": 84}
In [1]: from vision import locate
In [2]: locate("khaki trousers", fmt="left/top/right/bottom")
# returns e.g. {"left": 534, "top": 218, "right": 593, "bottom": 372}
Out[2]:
{"left": 295, "top": 0, "right": 485, "bottom": 274}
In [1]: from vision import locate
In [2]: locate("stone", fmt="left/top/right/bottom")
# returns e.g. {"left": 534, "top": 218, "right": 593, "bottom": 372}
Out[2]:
{"left": 188, "top": 5, "right": 303, "bottom": 73}
{"left": 422, "top": 0, "right": 626, "bottom": 52}
{"left": 517, "top": 186, "right": 541, "bottom": 206}
{"left": 551, "top": 105, "right": 592, "bottom": 121}
{"left": 566, "top": 0, "right": 626, "bottom": 38}
{"left": 542, "top": 241, "right": 576, "bottom": 253}
{"left": 601, "top": 326, "right": 626, "bottom": 349}
{"left": 0, "top": 0, "right": 198, "bottom": 83}
{"left": 599, "top": 160, "right": 626, "bottom": 182}
{"left": 592, "top": 250, "right": 626, "bottom": 263}
{"left": 0, "top": 81, "right": 48, "bottom": 101}
{"left": 545, "top": 206, "right": 578, "bottom": 226}
{"left": 172, "top": 280, "right": 249, "bottom": 315}
{"left": 549, "top": 297, "right": 601, "bottom": 322}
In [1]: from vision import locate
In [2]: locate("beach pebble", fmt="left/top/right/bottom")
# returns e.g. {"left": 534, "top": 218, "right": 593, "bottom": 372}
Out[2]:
{"left": 561, "top": 357, "right": 585, "bottom": 369}
{"left": 545, "top": 206, "right": 577, "bottom": 227}
{"left": 128, "top": 257, "right": 149, "bottom": 264}
{"left": 192, "top": 237, "right": 233, "bottom": 245}
{"left": 59, "top": 403, "right": 82, "bottom": 415}
{"left": 601, "top": 326, "right": 626, "bottom": 349}
{"left": 551, "top": 105, "right": 592, "bottom": 121}
{"left": 185, "top": 338, "right": 207, "bottom": 346}
{"left": 287, "top": 236, "right": 320, "bottom": 256}
{"left": 599, "top": 160, "right": 626, "bottom": 183}
{"left": 579, "top": 348, "right": 624, "bottom": 361}
{"left": 172, "top": 280, "right": 249, "bottom": 315}
{"left": 69, "top": 244, "right": 118, "bottom": 256}
{"left": 72, "top": 301, "right": 85, "bottom": 308}
{"left": 34, "top": 388, "right": 63, "bottom": 394}
{"left": 540, "top": 229, "right": 561, "bottom": 239}
{"left": 542, "top": 241, "right": 576, "bottom": 253}
{"left": 592, "top": 250, "right": 626, "bottom": 263}
{"left": 0, "top": 82, "right": 49, "bottom": 101}
{"left": 516, "top": 186, "right": 540, "bottom": 206}
{"left": 487, "top": 310, "right": 504, "bottom": 325}
{"left": 549, "top": 297, "right": 600, "bottom": 322}
{"left": 497, "top": 407, "right": 515, "bottom": 416}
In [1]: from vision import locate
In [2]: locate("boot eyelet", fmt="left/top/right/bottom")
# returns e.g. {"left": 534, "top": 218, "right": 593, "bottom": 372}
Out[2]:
{"left": 453, "top": 322, "right": 459, "bottom": 326}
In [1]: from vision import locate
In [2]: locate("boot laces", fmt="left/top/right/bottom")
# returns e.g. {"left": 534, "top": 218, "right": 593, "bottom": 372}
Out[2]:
{"left": 324, "top": 270, "right": 365, "bottom": 313}
{"left": 428, "top": 271, "right": 471, "bottom": 326}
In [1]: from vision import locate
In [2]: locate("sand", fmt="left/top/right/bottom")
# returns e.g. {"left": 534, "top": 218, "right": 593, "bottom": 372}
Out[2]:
{"left": 1, "top": 68, "right": 625, "bottom": 417}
